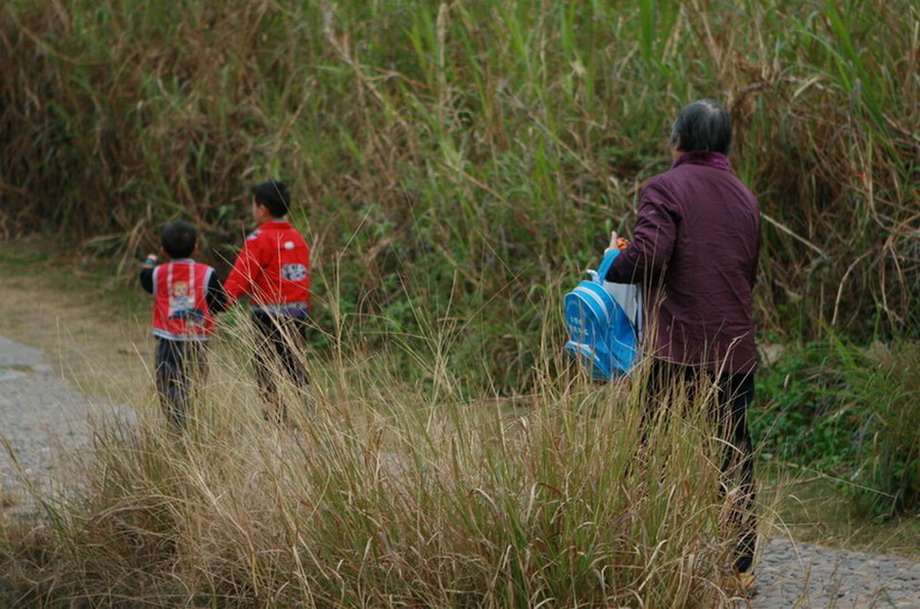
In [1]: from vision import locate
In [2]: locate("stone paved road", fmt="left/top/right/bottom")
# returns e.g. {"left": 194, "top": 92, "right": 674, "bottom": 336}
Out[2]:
{"left": 1, "top": 334, "right": 918, "bottom": 607}
{"left": 0, "top": 335, "right": 93, "bottom": 506}
{"left": 0, "top": 335, "right": 134, "bottom": 514}
{"left": 750, "top": 538, "right": 920, "bottom": 608}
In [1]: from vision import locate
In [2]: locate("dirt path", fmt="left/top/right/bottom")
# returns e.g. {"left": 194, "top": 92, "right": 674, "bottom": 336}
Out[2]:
{"left": 0, "top": 334, "right": 94, "bottom": 507}
{"left": 0, "top": 256, "right": 146, "bottom": 514}
{"left": 0, "top": 251, "right": 918, "bottom": 608}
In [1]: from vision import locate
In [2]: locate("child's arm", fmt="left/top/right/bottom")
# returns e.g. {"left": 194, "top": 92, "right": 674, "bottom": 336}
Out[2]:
{"left": 206, "top": 273, "right": 229, "bottom": 314}
{"left": 139, "top": 254, "right": 157, "bottom": 294}
{"left": 223, "top": 237, "right": 260, "bottom": 306}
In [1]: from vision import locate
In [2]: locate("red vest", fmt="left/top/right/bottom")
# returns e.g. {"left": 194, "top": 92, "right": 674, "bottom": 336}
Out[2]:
{"left": 152, "top": 260, "right": 216, "bottom": 341}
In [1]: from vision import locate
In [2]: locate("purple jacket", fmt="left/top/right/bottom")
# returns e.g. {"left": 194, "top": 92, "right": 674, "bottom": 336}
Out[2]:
{"left": 606, "top": 151, "right": 760, "bottom": 374}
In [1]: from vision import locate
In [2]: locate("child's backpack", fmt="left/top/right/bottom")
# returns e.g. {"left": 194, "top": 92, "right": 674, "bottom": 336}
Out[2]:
{"left": 564, "top": 249, "right": 642, "bottom": 381}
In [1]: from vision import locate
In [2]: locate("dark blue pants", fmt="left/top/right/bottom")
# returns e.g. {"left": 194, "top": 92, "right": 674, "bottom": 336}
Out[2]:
{"left": 251, "top": 311, "right": 311, "bottom": 422}
{"left": 155, "top": 338, "right": 208, "bottom": 430}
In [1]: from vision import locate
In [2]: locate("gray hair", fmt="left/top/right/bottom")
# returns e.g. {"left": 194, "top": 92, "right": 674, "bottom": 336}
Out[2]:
{"left": 669, "top": 99, "right": 732, "bottom": 154}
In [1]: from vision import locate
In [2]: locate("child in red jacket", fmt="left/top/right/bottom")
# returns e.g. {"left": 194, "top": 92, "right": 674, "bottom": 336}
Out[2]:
{"left": 224, "top": 180, "right": 312, "bottom": 421}
{"left": 140, "top": 220, "right": 227, "bottom": 430}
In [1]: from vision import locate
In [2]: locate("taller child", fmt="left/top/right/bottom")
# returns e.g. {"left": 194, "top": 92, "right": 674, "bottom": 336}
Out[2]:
{"left": 224, "top": 179, "right": 312, "bottom": 421}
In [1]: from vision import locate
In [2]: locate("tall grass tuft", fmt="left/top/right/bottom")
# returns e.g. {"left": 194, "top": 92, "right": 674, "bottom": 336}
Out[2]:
{"left": 1, "top": 0, "right": 917, "bottom": 392}
{"left": 0, "top": 289, "right": 756, "bottom": 607}
{"left": 833, "top": 340, "right": 920, "bottom": 518}
{"left": 752, "top": 339, "right": 920, "bottom": 518}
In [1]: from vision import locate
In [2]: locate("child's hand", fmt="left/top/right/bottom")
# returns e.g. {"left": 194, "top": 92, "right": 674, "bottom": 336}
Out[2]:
{"left": 143, "top": 254, "right": 158, "bottom": 267}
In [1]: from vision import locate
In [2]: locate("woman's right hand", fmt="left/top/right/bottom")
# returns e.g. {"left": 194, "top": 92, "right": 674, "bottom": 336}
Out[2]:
{"left": 605, "top": 231, "right": 630, "bottom": 254}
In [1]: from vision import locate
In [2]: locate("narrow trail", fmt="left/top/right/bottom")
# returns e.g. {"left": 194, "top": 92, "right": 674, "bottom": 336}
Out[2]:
{"left": 0, "top": 334, "right": 96, "bottom": 510}
{"left": 0, "top": 259, "right": 918, "bottom": 608}
{"left": 0, "top": 261, "right": 143, "bottom": 515}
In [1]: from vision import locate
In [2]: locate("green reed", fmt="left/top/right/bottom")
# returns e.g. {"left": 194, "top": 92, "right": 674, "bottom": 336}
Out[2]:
{"left": 0, "top": 0, "right": 916, "bottom": 392}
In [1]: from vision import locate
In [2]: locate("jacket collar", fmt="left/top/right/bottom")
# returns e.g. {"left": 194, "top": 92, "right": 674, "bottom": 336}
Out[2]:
{"left": 672, "top": 150, "right": 731, "bottom": 171}
{"left": 258, "top": 219, "right": 291, "bottom": 230}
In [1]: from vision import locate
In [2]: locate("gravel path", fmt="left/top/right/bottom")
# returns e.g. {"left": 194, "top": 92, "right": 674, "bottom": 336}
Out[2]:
{"left": 1, "top": 334, "right": 918, "bottom": 607}
{"left": 0, "top": 335, "right": 86, "bottom": 503}
{"left": 0, "top": 335, "right": 128, "bottom": 513}
{"left": 751, "top": 538, "right": 920, "bottom": 608}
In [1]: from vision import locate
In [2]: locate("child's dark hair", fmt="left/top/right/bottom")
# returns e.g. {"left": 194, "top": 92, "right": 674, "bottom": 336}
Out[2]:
{"left": 251, "top": 179, "right": 291, "bottom": 217}
{"left": 161, "top": 220, "right": 197, "bottom": 258}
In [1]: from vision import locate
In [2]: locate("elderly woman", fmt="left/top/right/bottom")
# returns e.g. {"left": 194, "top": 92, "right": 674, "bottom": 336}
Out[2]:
{"left": 606, "top": 99, "right": 760, "bottom": 584}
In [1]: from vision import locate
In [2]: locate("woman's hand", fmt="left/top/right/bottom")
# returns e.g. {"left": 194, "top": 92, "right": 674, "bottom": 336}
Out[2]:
{"left": 605, "top": 231, "right": 629, "bottom": 254}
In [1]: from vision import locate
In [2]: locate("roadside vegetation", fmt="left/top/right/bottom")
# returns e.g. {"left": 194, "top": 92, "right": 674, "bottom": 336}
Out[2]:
{"left": 2, "top": 0, "right": 915, "bottom": 389}
{"left": 0, "top": 243, "right": 759, "bottom": 607}
{"left": 0, "top": 0, "right": 917, "bottom": 605}
{"left": 753, "top": 340, "right": 919, "bottom": 521}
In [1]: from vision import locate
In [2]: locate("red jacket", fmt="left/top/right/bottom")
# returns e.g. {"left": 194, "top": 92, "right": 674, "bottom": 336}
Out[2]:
{"left": 224, "top": 220, "right": 310, "bottom": 315}
{"left": 152, "top": 260, "right": 217, "bottom": 341}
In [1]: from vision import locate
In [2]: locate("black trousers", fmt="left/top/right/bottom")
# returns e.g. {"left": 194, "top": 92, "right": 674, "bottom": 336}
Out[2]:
{"left": 155, "top": 338, "right": 208, "bottom": 430}
{"left": 251, "top": 311, "right": 311, "bottom": 421}
{"left": 644, "top": 358, "right": 757, "bottom": 573}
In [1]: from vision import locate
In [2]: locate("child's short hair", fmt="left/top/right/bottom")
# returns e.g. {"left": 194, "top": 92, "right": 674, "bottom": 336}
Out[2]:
{"left": 161, "top": 220, "right": 197, "bottom": 258}
{"left": 251, "top": 179, "right": 290, "bottom": 217}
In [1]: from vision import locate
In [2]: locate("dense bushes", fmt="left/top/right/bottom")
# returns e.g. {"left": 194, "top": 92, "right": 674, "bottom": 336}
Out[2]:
{"left": 1, "top": 0, "right": 917, "bottom": 392}
{"left": 753, "top": 340, "right": 920, "bottom": 517}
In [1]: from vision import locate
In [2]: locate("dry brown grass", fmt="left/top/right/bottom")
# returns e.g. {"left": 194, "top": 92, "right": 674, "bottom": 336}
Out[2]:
{"left": 0, "top": 242, "right": 765, "bottom": 607}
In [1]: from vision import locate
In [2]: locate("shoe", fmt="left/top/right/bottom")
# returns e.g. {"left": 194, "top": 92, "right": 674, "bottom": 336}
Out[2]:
{"left": 732, "top": 571, "right": 758, "bottom": 598}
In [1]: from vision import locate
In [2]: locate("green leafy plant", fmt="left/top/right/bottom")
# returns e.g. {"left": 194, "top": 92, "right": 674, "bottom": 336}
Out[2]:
{"left": 753, "top": 340, "right": 920, "bottom": 518}
{"left": 752, "top": 343, "right": 861, "bottom": 472}
{"left": 833, "top": 340, "right": 920, "bottom": 518}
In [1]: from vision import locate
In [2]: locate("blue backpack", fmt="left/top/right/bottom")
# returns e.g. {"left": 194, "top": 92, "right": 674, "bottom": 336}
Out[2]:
{"left": 564, "top": 249, "right": 642, "bottom": 381}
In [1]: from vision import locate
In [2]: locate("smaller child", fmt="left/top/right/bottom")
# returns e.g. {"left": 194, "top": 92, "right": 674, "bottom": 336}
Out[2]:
{"left": 224, "top": 179, "right": 312, "bottom": 422}
{"left": 140, "top": 220, "right": 227, "bottom": 429}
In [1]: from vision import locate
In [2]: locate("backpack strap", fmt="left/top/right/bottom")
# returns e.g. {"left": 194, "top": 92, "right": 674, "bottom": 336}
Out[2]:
{"left": 594, "top": 249, "right": 620, "bottom": 285}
